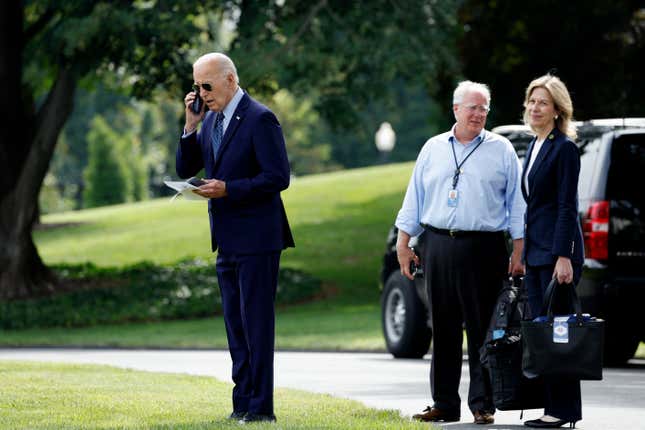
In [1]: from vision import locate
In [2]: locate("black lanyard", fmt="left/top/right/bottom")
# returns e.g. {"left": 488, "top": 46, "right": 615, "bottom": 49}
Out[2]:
{"left": 450, "top": 132, "right": 485, "bottom": 189}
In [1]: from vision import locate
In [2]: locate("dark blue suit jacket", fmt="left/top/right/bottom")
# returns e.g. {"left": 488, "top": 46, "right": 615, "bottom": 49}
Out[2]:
{"left": 521, "top": 128, "right": 584, "bottom": 266}
{"left": 176, "top": 92, "right": 295, "bottom": 254}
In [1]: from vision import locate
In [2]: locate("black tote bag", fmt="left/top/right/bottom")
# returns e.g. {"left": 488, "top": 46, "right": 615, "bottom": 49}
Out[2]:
{"left": 521, "top": 279, "right": 605, "bottom": 381}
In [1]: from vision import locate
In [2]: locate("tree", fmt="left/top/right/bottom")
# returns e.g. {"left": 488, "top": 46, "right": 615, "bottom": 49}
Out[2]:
{"left": 457, "top": 0, "right": 645, "bottom": 124}
{"left": 0, "top": 1, "right": 218, "bottom": 299}
{"left": 230, "top": 0, "right": 460, "bottom": 130}
{"left": 83, "top": 116, "right": 129, "bottom": 208}
{"left": 266, "top": 89, "right": 339, "bottom": 175}
{"left": 46, "top": 85, "right": 134, "bottom": 210}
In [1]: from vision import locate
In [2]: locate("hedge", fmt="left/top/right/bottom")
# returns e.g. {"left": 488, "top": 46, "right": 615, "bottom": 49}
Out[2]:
{"left": 1, "top": 258, "right": 321, "bottom": 329}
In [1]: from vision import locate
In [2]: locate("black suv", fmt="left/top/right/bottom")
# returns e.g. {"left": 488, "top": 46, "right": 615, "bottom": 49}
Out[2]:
{"left": 380, "top": 118, "right": 645, "bottom": 365}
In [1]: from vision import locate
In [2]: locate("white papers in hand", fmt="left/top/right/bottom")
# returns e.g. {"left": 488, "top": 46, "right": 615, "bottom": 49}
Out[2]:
{"left": 163, "top": 180, "right": 208, "bottom": 201}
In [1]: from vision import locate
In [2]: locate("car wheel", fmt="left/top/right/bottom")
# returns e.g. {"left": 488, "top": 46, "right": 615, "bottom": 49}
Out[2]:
{"left": 603, "top": 321, "right": 640, "bottom": 366}
{"left": 381, "top": 271, "right": 432, "bottom": 358}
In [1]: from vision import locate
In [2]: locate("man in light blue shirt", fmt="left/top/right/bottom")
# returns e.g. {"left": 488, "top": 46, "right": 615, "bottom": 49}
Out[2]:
{"left": 397, "top": 81, "right": 525, "bottom": 425}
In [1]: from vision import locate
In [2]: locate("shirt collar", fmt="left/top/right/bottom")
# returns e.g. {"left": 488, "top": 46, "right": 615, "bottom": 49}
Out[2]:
{"left": 222, "top": 87, "right": 244, "bottom": 120}
{"left": 448, "top": 124, "right": 487, "bottom": 146}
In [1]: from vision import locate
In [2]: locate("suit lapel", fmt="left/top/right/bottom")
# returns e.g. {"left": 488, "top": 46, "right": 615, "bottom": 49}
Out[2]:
{"left": 213, "top": 94, "right": 250, "bottom": 171}
{"left": 527, "top": 128, "right": 557, "bottom": 196}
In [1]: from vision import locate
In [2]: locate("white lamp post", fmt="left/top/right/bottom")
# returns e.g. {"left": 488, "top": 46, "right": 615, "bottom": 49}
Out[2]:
{"left": 375, "top": 121, "right": 396, "bottom": 163}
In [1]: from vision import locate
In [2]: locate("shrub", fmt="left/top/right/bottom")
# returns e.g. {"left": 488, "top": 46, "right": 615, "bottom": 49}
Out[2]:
{"left": 0, "top": 259, "right": 320, "bottom": 329}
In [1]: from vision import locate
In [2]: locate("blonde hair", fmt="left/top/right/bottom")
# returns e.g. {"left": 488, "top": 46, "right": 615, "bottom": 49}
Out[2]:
{"left": 522, "top": 74, "right": 576, "bottom": 139}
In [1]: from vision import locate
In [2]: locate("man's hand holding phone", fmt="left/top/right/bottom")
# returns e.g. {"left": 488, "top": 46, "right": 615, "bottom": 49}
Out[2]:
{"left": 183, "top": 90, "right": 205, "bottom": 133}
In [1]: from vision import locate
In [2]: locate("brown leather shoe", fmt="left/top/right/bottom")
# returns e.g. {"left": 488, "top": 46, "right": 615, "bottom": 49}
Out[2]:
{"left": 412, "top": 406, "right": 460, "bottom": 422}
{"left": 473, "top": 410, "right": 494, "bottom": 424}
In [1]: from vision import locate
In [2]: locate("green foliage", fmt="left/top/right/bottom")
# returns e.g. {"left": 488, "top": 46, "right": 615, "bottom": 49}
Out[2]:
{"left": 266, "top": 89, "right": 339, "bottom": 175}
{"left": 458, "top": 0, "right": 645, "bottom": 124}
{"left": 82, "top": 116, "right": 129, "bottom": 207}
{"left": 231, "top": 1, "right": 461, "bottom": 131}
{"left": 38, "top": 172, "right": 76, "bottom": 214}
{"left": 81, "top": 112, "right": 152, "bottom": 208}
{"left": 0, "top": 259, "right": 320, "bottom": 330}
{"left": 119, "top": 132, "right": 149, "bottom": 202}
{"left": 46, "top": 87, "right": 178, "bottom": 212}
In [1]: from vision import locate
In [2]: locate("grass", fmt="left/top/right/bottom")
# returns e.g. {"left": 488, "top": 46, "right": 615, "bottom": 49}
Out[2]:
{"left": 7, "top": 163, "right": 414, "bottom": 349}
{"left": 12, "top": 162, "right": 645, "bottom": 358}
{"left": 35, "top": 163, "right": 413, "bottom": 301}
{"left": 0, "top": 361, "right": 431, "bottom": 430}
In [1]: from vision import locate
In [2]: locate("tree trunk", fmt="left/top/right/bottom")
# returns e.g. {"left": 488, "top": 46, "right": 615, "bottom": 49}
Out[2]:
{"left": 0, "top": 17, "right": 77, "bottom": 300}
{"left": 0, "top": 220, "right": 57, "bottom": 301}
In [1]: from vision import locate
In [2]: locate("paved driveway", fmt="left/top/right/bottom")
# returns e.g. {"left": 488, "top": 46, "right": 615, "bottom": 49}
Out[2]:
{"left": 1, "top": 349, "right": 643, "bottom": 429}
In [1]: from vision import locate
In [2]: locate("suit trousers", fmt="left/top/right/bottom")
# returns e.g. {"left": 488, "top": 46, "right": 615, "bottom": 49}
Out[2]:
{"left": 524, "top": 263, "right": 582, "bottom": 422}
{"left": 423, "top": 229, "right": 507, "bottom": 415}
{"left": 216, "top": 250, "right": 281, "bottom": 416}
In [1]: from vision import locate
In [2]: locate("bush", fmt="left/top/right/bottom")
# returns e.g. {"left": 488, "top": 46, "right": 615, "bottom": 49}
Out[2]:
{"left": 0, "top": 259, "right": 321, "bottom": 329}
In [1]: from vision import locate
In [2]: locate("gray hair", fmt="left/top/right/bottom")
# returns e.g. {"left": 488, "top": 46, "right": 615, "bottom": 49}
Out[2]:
{"left": 452, "top": 80, "right": 491, "bottom": 105}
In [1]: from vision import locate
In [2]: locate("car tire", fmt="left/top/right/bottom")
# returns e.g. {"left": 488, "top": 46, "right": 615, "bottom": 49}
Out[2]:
{"left": 381, "top": 271, "right": 432, "bottom": 358}
{"left": 603, "top": 321, "right": 640, "bottom": 366}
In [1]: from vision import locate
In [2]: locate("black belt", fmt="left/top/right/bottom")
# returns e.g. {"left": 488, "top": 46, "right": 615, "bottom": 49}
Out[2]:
{"left": 422, "top": 224, "right": 502, "bottom": 238}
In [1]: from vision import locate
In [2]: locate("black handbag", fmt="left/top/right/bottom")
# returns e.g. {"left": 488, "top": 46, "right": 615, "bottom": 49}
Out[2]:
{"left": 521, "top": 278, "right": 605, "bottom": 381}
{"left": 480, "top": 276, "right": 544, "bottom": 410}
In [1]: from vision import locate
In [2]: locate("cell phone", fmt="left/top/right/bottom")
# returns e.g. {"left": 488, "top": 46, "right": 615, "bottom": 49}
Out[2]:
{"left": 409, "top": 260, "right": 419, "bottom": 276}
{"left": 190, "top": 91, "right": 202, "bottom": 114}
{"left": 187, "top": 177, "right": 206, "bottom": 187}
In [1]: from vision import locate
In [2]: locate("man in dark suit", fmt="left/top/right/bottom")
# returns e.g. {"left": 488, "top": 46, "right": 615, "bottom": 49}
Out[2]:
{"left": 176, "top": 52, "right": 294, "bottom": 424}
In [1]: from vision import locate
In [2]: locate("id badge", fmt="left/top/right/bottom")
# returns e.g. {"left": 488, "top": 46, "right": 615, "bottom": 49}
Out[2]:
{"left": 492, "top": 329, "right": 505, "bottom": 340}
{"left": 553, "top": 316, "right": 569, "bottom": 343}
{"left": 447, "top": 189, "right": 459, "bottom": 207}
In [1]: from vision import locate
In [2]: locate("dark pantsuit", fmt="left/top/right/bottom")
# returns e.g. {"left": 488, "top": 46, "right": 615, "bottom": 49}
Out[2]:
{"left": 524, "top": 264, "right": 582, "bottom": 422}
{"left": 424, "top": 229, "right": 507, "bottom": 415}
{"left": 216, "top": 251, "right": 281, "bottom": 416}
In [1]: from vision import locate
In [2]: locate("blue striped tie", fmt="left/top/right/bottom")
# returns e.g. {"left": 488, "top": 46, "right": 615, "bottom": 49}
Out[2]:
{"left": 211, "top": 112, "right": 224, "bottom": 162}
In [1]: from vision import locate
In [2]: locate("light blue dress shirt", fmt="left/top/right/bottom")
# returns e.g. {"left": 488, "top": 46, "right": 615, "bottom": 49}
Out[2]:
{"left": 395, "top": 126, "right": 526, "bottom": 239}
{"left": 221, "top": 87, "right": 244, "bottom": 133}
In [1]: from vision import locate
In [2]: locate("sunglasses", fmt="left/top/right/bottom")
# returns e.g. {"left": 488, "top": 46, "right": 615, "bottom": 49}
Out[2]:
{"left": 192, "top": 82, "right": 213, "bottom": 92}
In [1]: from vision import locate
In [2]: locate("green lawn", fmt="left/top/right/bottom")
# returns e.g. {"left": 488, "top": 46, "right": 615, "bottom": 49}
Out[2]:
{"left": 0, "top": 361, "right": 431, "bottom": 430}
{"left": 11, "top": 162, "right": 645, "bottom": 359}
{"left": 6, "top": 163, "right": 414, "bottom": 348}
{"left": 36, "top": 162, "right": 413, "bottom": 300}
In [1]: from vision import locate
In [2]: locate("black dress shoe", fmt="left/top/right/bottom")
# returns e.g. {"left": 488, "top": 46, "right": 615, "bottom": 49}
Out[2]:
{"left": 228, "top": 411, "right": 246, "bottom": 420}
{"left": 473, "top": 410, "right": 494, "bottom": 424}
{"left": 524, "top": 418, "right": 576, "bottom": 428}
{"left": 239, "top": 413, "right": 277, "bottom": 424}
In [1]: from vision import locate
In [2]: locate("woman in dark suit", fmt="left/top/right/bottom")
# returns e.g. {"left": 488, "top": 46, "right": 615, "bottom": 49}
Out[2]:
{"left": 520, "top": 74, "right": 584, "bottom": 428}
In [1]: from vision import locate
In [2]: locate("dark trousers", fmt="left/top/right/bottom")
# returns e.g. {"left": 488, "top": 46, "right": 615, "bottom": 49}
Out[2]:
{"left": 423, "top": 229, "right": 507, "bottom": 414}
{"left": 216, "top": 250, "right": 281, "bottom": 416}
{"left": 524, "top": 264, "right": 582, "bottom": 422}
